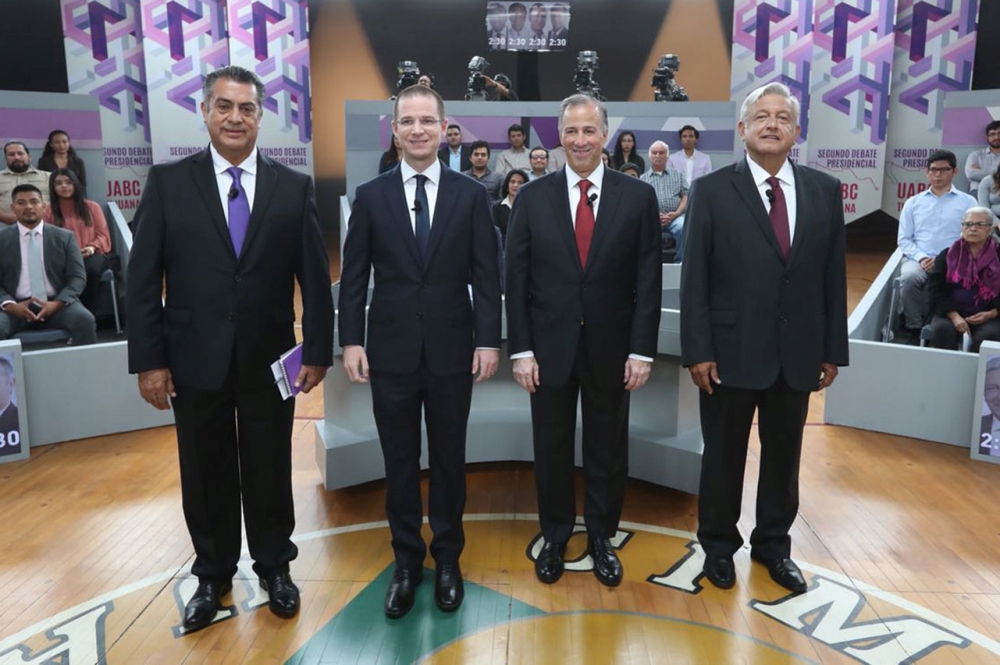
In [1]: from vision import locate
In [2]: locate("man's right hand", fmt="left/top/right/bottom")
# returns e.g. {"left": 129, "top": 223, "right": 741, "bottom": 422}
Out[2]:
{"left": 688, "top": 361, "right": 721, "bottom": 394}
{"left": 138, "top": 368, "right": 175, "bottom": 410}
{"left": 920, "top": 257, "right": 935, "bottom": 272}
{"left": 3, "top": 301, "right": 38, "bottom": 322}
{"left": 342, "top": 345, "right": 369, "bottom": 383}
{"left": 512, "top": 357, "right": 540, "bottom": 393}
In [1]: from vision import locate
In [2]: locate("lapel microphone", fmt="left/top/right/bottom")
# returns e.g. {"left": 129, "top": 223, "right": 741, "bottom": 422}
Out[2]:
{"left": 765, "top": 188, "right": 775, "bottom": 204}
{"left": 228, "top": 186, "right": 239, "bottom": 200}
{"left": 586, "top": 192, "right": 598, "bottom": 208}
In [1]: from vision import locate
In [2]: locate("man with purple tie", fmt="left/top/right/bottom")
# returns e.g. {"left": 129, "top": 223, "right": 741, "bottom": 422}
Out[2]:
{"left": 126, "top": 66, "right": 333, "bottom": 632}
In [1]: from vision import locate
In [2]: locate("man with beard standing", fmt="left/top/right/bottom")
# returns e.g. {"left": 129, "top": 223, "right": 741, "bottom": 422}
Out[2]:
{"left": 965, "top": 121, "right": 1000, "bottom": 194}
{"left": 0, "top": 142, "right": 50, "bottom": 224}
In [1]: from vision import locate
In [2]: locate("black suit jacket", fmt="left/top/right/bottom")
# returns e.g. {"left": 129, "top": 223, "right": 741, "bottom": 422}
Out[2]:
{"left": 505, "top": 168, "right": 662, "bottom": 387}
{"left": 0, "top": 223, "right": 86, "bottom": 305}
{"left": 438, "top": 145, "right": 472, "bottom": 173}
{"left": 0, "top": 402, "right": 19, "bottom": 437}
{"left": 126, "top": 148, "right": 333, "bottom": 391}
{"left": 680, "top": 158, "right": 849, "bottom": 393}
{"left": 338, "top": 164, "right": 502, "bottom": 375}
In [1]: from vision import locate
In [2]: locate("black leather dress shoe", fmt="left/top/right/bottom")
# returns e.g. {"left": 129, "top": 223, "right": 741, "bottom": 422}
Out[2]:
{"left": 587, "top": 537, "right": 623, "bottom": 587}
{"left": 702, "top": 556, "right": 736, "bottom": 589}
{"left": 752, "top": 554, "right": 807, "bottom": 593}
{"left": 260, "top": 571, "right": 300, "bottom": 618}
{"left": 434, "top": 563, "right": 464, "bottom": 611}
{"left": 183, "top": 580, "right": 232, "bottom": 632}
{"left": 534, "top": 541, "right": 567, "bottom": 584}
{"left": 384, "top": 567, "right": 424, "bottom": 618}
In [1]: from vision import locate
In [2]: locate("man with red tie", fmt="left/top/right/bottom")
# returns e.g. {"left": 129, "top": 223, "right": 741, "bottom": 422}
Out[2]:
{"left": 680, "top": 82, "right": 848, "bottom": 594}
{"left": 505, "top": 94, "right": 661, "bottom": 587}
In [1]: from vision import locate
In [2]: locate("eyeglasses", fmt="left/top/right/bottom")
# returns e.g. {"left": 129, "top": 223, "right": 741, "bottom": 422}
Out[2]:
{"left": 927, "top": 166, "right": 954, "bottom": 174}
{"left": 395, "top": 117, "right": 441, "bottom": 129}
{"left": 962, "top": 221, "right": 993, "bottom": 228}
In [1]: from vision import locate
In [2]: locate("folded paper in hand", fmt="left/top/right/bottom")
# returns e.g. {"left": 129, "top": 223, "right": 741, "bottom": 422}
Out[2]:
{"left": 270, "top": 343, "right": 303, "bottom": 400}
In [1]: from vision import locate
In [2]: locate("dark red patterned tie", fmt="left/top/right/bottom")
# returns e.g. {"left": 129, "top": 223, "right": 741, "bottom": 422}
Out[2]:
{"left": 575, "top": 179, "right": 594, "bottom": 267}
{"left": 766, "top": 176, "right": 790, "bottom": 259}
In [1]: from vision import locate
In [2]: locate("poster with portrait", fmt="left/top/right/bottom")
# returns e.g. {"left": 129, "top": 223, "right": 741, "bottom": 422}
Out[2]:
{"left": 971, "top": 341, "right": 1000, "bottom": 464}
{"left": 0, "top": 341, "right": 28, "bottom": 464}
{"left": 485, "top": 1, "right": 571, "bottom": 53}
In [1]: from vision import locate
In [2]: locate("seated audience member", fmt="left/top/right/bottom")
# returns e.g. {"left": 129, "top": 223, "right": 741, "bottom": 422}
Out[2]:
{"left": 378, "top": 136, "right": 401, "bottom": 174}
{"left": 965, "top": 120, "right": 1000, "bottom": 194}
{"left": 640, "top": 140, "right": 688, "bottom": 263}
{"left": 897, "top": 150, "right": 977, "bottom": 338}
{"left": 495, "top": 124, "right": 530, "bottom": 175}
{"left": 601, "top": 149, "right": 611, "bottom": 168}
{"left": 0, "top": 185, "right": 96, "bottom": 345}
{"left": 611, "top": 131, "right": 645, "bottom": 173}
{"left": 438, "top": 124, "right": 472, "bottom": 172}
{"left": 37, "top": 130, "right": 87, "bottom": 192}
{"left": 493, "top": 169, "right": 528, "bottom": 243}
{"left": 463, "top": 140, "right": 503, "bottom": 205}
{"left": 0, "top": 142, "right": 50, "bottom": 225}
{"left": 44, "top": 168, "right": 111, "bottom": 311}
{"left": 527, "top": 147, "right": 550, "bottom": 180}
{"left": 926, "top": 207, "right": 1000, "bottom": 352}
{"left": 667, "top": 125, "right": 712, "bottom": 186}
{"left": 620, "top": 163, "right": 641, "bottom": 178}
{"left": 978, "top": 163, "right": 1000, "bottom": 218}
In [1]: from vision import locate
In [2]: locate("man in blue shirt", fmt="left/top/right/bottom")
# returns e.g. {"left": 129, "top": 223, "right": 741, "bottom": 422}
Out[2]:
{"left": 437, "top": 125, "right": 471, "bottom": 172}
{"left": 897, "top": 150, "right": 977, "bottom": 336}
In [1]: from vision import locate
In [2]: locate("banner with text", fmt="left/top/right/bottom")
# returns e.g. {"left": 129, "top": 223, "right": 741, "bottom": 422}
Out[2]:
{"left": 807, "top": 0, "right": 896, "bottom": 221}
{"left": 62, "top": 0, "right": 152, "bottom": 219}
{"left": 142, "top": 0, "right": 230, "bottom": 166}
{"left": 882, "top": 0, "right": 980, "bottom": 215}
{"left": 226, "top": 0, "right": 313, "bottom": 176}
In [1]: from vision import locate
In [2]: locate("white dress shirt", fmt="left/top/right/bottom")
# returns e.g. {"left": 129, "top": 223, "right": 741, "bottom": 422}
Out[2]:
{"left": 745, "top": 156, "right": 797, "bottom": 242}
{"left": 400, "top": 158, "right": 440, "bottom": 232}
{"left": 210, "top": 145, "right": 258, "bottom": 224}
{"left": 15, "top": 222, "right": 56, "bottom": 300}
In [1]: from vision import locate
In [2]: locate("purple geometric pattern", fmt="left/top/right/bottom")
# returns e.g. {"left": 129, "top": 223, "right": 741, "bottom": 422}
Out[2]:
{"left": 731, "top": 0, "right": 814, "bottom": 141}
{"left": 893, "top": 0, "right": 979, "bottom": 128}
{"left": 228, "top": 0, "right": 312, "bottom": 144}
{"left": 62, "top": 0, "right": 151, "bottom": 142}
{"left": 813, "top": 0, "right": 896, "bottom": 143}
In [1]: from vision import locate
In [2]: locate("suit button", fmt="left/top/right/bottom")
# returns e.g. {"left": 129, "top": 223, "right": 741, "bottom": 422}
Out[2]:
{"left": 234, "top": 275, "right": 242, "bottom": 283}
{"left": 783, "top": 278, "right": 790, "bottom": 285}
{"left": 580, "top": 318, "right": 585, "bottom": 326}
{"left": 416, "top": 312, "right": 422, "bottom": 319}
{"left": 780, "top": 316, "right": 787, "bottom": 323}
{"left": 228, "top": 313, "right": 235, "bottom": 321}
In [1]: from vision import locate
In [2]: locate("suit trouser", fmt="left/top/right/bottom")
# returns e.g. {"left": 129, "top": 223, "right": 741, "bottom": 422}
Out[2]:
{"left": 927, "top": 314, "right": 1000, "bottom": 352}
{"left": 899, "top": 258, "right": 931, "bottom": 329}
{"left": 370, "top": 365, "right": 473, "bottom": 570}
{"left": 0, "top": 301, "right": 96, "bottom": 344}
{"left": 530, "top": 333, "right": 630, "bottom": 544}
{"left": 697, "top": 373, "right": 810, "bottom": 561}
{"left": 171, "top": 359, "right": 297, "bottom": 583}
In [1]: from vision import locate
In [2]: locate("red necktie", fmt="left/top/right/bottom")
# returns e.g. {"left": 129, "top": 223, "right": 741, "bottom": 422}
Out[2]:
{"left": 575, "top": 179, "right": 595, "bottom": 267}
{"left": 766, "top": 176, "right": 790, "bottom": 259}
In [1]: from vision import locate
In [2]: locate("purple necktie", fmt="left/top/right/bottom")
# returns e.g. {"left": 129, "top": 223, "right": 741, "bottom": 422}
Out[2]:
{"left": 227, "top": 166, "right": 250, "bottom": 257}
{"left": 766, "top": 176, "right": 790, "bottom": 259}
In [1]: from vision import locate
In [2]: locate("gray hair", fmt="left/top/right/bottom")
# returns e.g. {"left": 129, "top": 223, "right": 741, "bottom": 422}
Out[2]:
{"left": 739, "top": 82, "right": 801, "bottom": 126}
{"left": 558, "top": 94, "right": 608, "bottom": 134}
{"left": 988, "top": 356, "right": 1000, "bottom": 373}
{"left": 203, "top": 66, "right": 266, "bottom": 113}
{"left": 648, "top": 140, "right": 669, "bottom": 157}
{"left": 964, "top": 206, "right": 998, "bottom": 224}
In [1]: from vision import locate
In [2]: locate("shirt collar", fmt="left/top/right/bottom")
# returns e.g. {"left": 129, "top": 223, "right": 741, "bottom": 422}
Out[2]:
{"left": 400, "top": 158, "right": 441, "bottom": 187}
{"left": 210, "top": 144, "right": 258, "bottom": 176}
{"left": 745, "top": 155, "right": 794, "bottom": 189}
{"left": 566, "top": 160, "right": 605, "bottom": 192}
{"left": 921, "top": 184, "right": 961, "bottom": 198}
{"left": 17, "top": 221, "right": 43, "bottom": 237}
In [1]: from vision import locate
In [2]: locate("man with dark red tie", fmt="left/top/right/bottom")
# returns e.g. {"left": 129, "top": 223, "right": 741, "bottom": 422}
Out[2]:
{"left": 680, "top": 82, "right": 848, "bottom": 594}
{"left": 505, "top": 94, "right": 661, "bottom": 588}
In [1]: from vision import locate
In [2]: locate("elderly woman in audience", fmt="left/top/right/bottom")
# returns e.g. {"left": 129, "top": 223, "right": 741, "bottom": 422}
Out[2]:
{"left": 493, "top": 168, "right": 527, "bottom": 244}
{"left": 926, "top": 206, "right": 1000, "bottom": 351}
{"left": 610, "top": 130, "right": 645, "bottom": 173}
{"left": 37, "top": 129, "right": 87, "bottom": 191}
{"left": 978, "top": 163, "right": 1000, "bottom": 218}
{"left": 43, "top": 168, "right": 111, "bottom": 309}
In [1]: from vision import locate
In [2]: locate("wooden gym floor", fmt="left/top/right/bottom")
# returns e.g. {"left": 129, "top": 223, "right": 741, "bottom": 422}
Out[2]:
{"left": 1, "top": 237, "right": 1000, "bottom": 664}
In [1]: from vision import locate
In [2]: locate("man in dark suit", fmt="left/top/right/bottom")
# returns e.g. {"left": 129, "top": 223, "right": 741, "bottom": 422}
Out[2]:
{"left": 127, "top": 66, "right": 333, "bottom": 632}
{"left": 437, "top": 124, "right": 471, "bottom": 172}
{"left": 0, "top": 184, "right": 95, "bottom": 345}
{"left": 339, "top": 85, "right": 501, "bottom": 618}
{"left": 680, "top": 82, "right": 849, "bottom": 594}
{"left": 505, "top": 94, "right": 662, "bottom": 587}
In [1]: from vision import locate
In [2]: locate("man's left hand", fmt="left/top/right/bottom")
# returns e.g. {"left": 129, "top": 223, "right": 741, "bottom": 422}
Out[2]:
{"left": 966, "top": 309, "right": 997, "bottom": 325}
{"left": 472, "top": 349, "right": 499, "bottom": 383}
{"left": 35, "top": 300, "right": 64, "bottom": 322}
{"left": 624, "top": 358, "right": 652, "bottom": 391}
{"left": 294, "top": 365, "right": 328, "bottom": 394}
{"left": 818, "top": 363, "right": 839, "bottom": 390}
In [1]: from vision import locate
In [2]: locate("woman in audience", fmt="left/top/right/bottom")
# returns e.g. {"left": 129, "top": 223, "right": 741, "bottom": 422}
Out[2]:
{"left": 611, "top": 130, "right": 645, "bottom": 173}
{"left": 493, "top": 169, "right": 527, "bottom": 244}
{"left": 378, "top": 136, "right": 401, "bottom": 174}
{"left": 44, "top": 168, "right": 111, "bottom": 310}
{"left": 926, "top": 206, "right": 1000, "bottom": 351}
{"left": 38, "top": 129, "right": 88, "bottom": 191}
{"left": 601, "top": 149, "right": 611, "bottom": 168}
{"left": 978, "top": 163, "right": 1000, "bottom": 218}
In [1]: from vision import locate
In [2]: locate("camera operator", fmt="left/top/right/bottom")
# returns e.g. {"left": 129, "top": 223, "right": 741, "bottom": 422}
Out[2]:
{"left": 483, "top": 73, "right": 518, "bottom": 101}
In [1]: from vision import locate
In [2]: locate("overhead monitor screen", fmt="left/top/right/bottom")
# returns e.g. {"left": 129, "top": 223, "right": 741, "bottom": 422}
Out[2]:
{"left": 486, "top": 2, "right": 570, "bottom": 53}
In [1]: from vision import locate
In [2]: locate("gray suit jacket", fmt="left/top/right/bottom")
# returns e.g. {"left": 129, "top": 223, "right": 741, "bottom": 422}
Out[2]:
{"left": 0, "top": 223, "right": 85, "bottom": 305}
